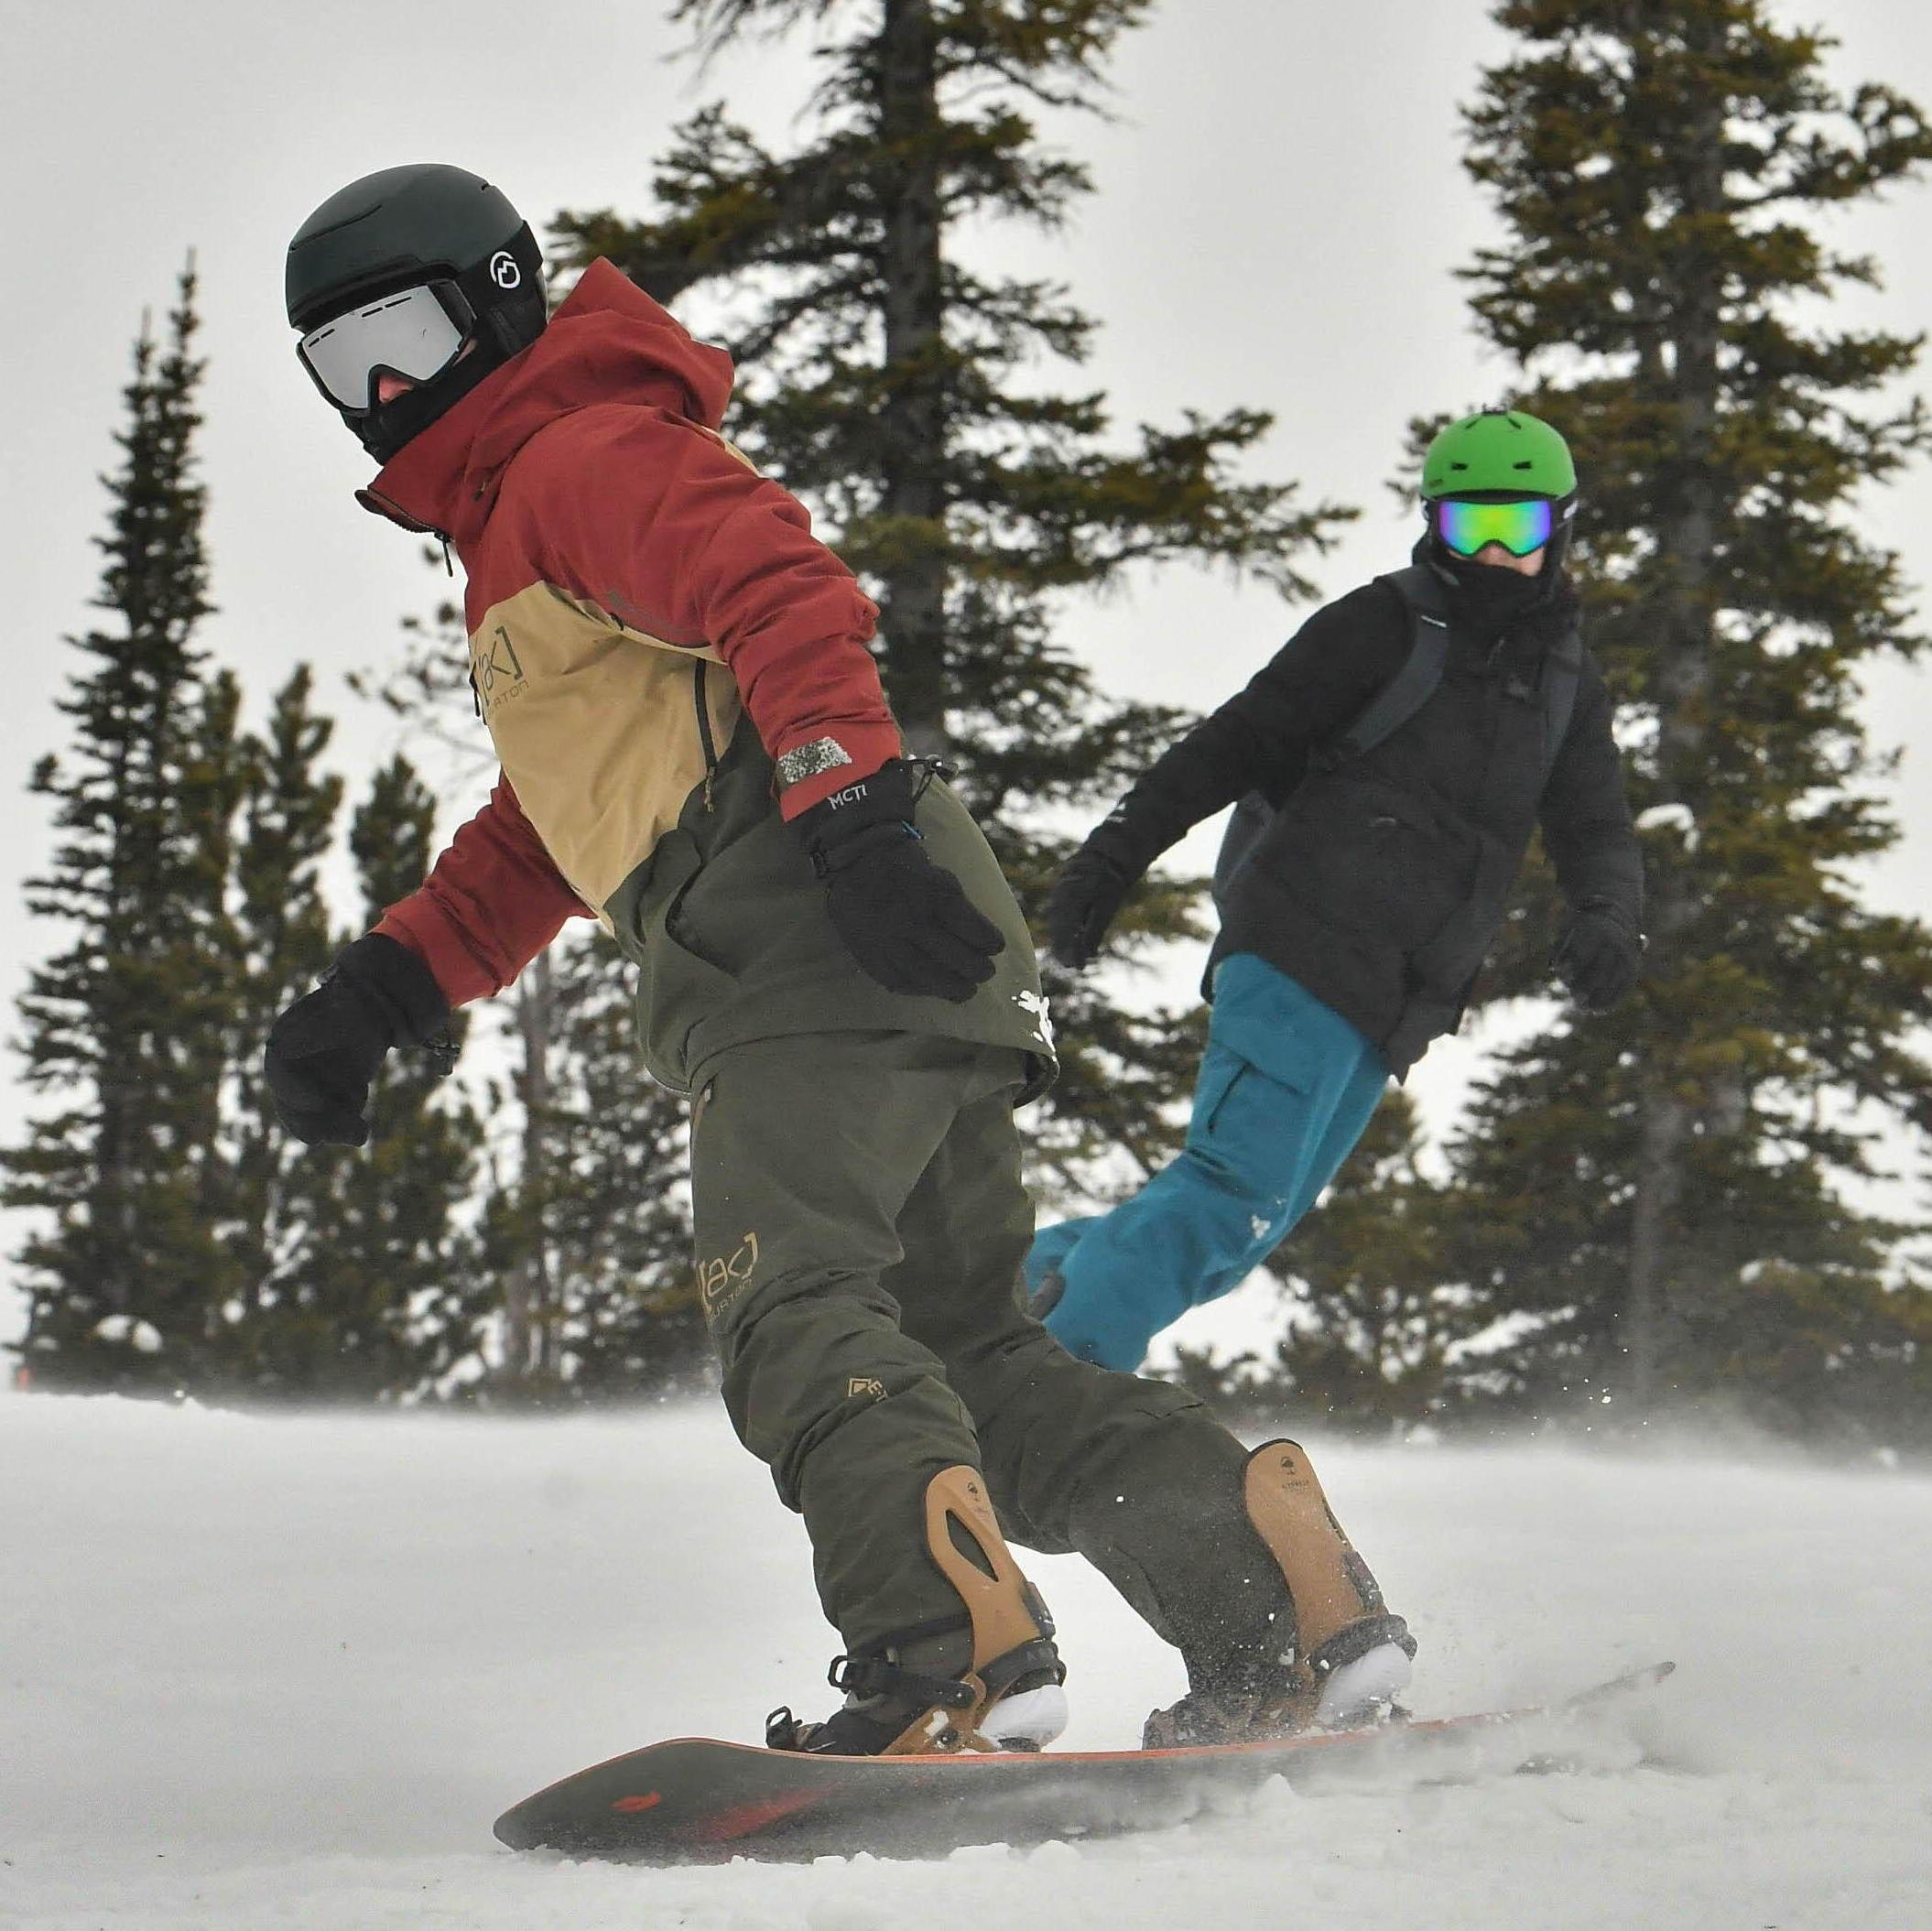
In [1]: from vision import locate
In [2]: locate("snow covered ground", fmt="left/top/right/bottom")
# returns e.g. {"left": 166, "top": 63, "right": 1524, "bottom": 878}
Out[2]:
{"left": 4, "top": 1395, "right": 1927, "bottom": 1929}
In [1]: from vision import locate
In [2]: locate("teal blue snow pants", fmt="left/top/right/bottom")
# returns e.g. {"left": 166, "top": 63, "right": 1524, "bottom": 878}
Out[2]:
{"left": 1025, "top": 953, "right": 1389, "bottom": 1372}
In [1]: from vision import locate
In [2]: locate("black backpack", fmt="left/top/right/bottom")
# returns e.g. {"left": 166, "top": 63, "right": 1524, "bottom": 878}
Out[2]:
{"left": 1212, "top": 564, "right": 1581, "bottom": 902}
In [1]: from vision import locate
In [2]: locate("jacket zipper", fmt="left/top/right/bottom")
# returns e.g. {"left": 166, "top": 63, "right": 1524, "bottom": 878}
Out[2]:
{"left": 692, "top": 660, "right": 719, "bottom": 810}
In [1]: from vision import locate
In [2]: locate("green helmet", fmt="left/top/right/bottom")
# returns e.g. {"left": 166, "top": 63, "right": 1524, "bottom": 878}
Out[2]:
{"left": 1421, "top": 410, "right": 1577, "bottom": 501}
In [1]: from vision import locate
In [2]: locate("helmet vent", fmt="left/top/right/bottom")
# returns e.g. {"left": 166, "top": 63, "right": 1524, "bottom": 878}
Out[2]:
{"left": 1419, "top": 407, "right": 1575, "bottom": 501}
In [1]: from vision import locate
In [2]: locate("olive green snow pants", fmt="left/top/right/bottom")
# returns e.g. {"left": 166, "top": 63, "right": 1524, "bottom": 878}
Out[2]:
{"left": 689, "top": 1030, "right": 1297, "bottom": 1668}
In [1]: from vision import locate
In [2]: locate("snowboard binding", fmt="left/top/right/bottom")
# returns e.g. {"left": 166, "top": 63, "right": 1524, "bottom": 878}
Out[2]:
{"left": 767, "top": 1466, "right": 1068, "bottom": 1757}
{"left": 1145, "top": 1439, "right": 1416, "bottom": 1749}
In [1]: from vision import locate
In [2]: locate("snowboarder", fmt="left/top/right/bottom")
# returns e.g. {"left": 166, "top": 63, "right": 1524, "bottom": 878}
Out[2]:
{"left": 266, "top": 163, "right": 1414, "bottom": 1753}
{"left": 1029, "top": 410, "right": 1644, "bottom": 1372}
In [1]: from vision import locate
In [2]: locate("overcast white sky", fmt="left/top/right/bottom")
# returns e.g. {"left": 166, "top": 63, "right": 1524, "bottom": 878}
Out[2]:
{"left": 5, "top": 0, "right": 1932, "bottom": 1346}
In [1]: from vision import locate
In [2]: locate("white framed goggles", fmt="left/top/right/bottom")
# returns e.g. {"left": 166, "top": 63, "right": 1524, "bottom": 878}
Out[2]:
{"left": 297, "top": 281, "right": 475, "bottom": 414}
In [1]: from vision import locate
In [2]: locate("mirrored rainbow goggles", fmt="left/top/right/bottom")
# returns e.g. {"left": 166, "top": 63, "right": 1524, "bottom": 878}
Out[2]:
{"left": 1431, "top": 495, "right": 1557, "bottom": 558}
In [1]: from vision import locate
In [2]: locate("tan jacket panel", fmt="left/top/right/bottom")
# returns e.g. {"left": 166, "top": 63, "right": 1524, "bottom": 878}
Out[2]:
{"left": 469, "top": 580, "right": 744, "bottom": 917}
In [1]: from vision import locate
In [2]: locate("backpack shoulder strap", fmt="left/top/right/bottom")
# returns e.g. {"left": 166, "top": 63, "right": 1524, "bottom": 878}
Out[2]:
{"left": 1318, "top": 565, "right": 1451, "bottom": 769}
{"left": 1542, "top": 620, "right": 1583, "bottom": 772}
{"left": 1219, "top": 569, "right": 1454, "bottom": 901}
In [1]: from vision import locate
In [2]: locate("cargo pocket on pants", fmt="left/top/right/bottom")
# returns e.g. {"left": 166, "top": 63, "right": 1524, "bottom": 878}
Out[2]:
{"left": 1193, "top": 1055, "right": 1254, "bottom": 1140}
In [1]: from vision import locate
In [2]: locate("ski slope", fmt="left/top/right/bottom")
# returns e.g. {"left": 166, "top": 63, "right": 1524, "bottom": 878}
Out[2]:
{"left": 4, "top": 1394, "right": 1927, "bottom": 1928}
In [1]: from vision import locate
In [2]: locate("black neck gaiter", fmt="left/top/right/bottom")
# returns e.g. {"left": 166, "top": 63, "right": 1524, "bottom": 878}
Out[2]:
{"left": 1415, "top": 537, "right": 1579, "bottom": 650}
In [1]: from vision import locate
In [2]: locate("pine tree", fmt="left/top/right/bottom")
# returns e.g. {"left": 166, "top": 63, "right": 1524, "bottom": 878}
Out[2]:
{"left": 215, "top": 666, "right": 345, "bottom": 1357}
{"left": 551, "top": 0, "right": 1350, "bottom": 1199}
{"left": 175, "top": 665, "right": 252, "bottom": 1343}
{"left": 5, "top": 264, "right": 242, "bottom": 1394}
{"left": 478, "top": 929, "right": 706, "bottom": 1402}
{"left": 1424, "top": 1, "right": 1932, "bottom": 1431}
{"left": 253, "top": 757, "right": 483, "bottom": 1399}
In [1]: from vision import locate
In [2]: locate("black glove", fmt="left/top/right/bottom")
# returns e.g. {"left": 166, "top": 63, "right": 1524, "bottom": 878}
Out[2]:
{"left": 1553, "top": 899, "right": 1644, "bottom": 1013}
{"left": 794, "top": 759, "right": 1005, "bottom": 1003}
{"left": 265, "top": 933, "right": 452, "bottom": 1146}
{"left": 1045, "top": 813, "right": 1155, "bottom": 969}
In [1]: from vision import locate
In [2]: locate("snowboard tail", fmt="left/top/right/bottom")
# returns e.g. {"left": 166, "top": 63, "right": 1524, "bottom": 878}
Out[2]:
{"left": 494, "top": 1662, "right": 1673, "bottom": 1865}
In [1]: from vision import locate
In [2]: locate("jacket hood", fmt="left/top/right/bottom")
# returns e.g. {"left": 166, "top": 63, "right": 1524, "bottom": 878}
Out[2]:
{"left": 358, "top": 258, "right": 737, "bottom": 546}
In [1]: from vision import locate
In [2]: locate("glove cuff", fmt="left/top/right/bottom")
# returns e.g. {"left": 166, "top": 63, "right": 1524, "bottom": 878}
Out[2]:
{"left": 332, "top": 932, "right": 452, "bottom": 1049}
{"left": 1091, "top": 790, "right": 1183, "bottom": 881}
{"left": 793, "top": 759, "right": 921, "bottom": 862}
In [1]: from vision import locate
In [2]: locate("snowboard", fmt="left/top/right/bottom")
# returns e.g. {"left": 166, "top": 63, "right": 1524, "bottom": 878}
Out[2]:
{"left": 494, "top": 1661, "right": 1673, "bottom": 1865}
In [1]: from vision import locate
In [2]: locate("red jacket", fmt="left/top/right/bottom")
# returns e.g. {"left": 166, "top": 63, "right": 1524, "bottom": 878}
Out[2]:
{"left": 359, "top": 260, "right": 895, "bottom": 1005}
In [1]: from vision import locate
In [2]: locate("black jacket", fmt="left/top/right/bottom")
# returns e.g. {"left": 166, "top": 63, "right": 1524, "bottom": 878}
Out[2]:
{"left": 1109, "top": 563, "right": 1642, "bottom": 1077}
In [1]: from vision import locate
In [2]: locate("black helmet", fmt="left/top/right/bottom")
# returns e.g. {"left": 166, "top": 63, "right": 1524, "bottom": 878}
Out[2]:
{"left": 286, "top": 163, "right": 546, "bottom": 461}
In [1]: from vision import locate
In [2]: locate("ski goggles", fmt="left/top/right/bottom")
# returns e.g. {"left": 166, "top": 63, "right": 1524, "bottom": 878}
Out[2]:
{"left": 1431, "top": 495, "right": 1556, "bottom": 558}
{"left": 297, "top": 281, "right": 475, "bottom": 415}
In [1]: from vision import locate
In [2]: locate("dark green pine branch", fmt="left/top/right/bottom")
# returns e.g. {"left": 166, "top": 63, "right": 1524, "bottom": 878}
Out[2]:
{"left": 253, "top": 757, "right": 485, "bottom": 1401}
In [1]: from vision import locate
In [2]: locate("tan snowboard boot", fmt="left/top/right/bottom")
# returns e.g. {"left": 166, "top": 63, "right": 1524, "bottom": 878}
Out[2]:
{"left": 1145, "top": 1439, "right": 1415, "bottom": 1748}
{"left": 767, "top": 1466, "right": 1068, "bottom": 1756}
